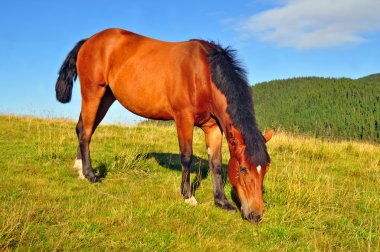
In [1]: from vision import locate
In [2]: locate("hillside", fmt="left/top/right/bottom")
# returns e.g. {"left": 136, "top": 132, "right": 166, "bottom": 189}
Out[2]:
{"left": 358, "top": 73, "right": 380, "bottom": 83}
{"left": 252, "top": 75, "right": 380, "bottom": 142}
{"left": 1, "top": 115, "right": 379, "bottom": 250}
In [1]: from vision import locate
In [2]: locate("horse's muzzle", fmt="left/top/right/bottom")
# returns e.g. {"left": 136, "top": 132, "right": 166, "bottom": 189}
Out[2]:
{"left": 244, "top": 212, "right": 263, "bottom": 224}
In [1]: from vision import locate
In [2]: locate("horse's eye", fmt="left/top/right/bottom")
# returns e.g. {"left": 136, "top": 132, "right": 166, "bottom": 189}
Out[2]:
{"left": 240, "top": 167, "right": 248, "bottom": 176}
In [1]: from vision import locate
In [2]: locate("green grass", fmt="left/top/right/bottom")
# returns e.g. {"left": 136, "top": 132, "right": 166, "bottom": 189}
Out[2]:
{"left": 1, "top": 115, "right": 380, "bottom": 251}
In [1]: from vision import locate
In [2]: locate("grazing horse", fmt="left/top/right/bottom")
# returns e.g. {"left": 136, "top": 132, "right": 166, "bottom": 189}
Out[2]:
{"left": 56, "top": 28, "right": 273, "bottom": 223}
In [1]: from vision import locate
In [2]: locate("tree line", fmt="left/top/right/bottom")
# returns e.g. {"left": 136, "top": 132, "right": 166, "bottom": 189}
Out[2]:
{"left": 252, "top": 74, "right": 380, "bottom": 142}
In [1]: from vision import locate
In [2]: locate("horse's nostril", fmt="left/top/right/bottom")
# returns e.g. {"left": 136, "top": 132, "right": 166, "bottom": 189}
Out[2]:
{"left": 255, "top": 214, "right": 262, "bottom": 223}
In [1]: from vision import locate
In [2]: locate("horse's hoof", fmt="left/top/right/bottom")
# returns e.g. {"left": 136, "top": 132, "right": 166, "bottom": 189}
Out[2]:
{"left": 86, "top": 173, "right": 99, "bottom": 183}
{"left": 185, "top": 196, "right": 198, "bottom": 206}
{"left": 215, "top": 200, "right": 236, "bottom": 212}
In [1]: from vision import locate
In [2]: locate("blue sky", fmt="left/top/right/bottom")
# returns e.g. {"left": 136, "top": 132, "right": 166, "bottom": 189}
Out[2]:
{"left": 1, "top": 0, "right": 379, "bottom": 124}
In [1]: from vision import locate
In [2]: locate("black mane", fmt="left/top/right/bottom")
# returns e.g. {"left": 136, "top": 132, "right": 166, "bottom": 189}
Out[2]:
{"left": 207, "top": 42, "right": 270, "bottom": 167}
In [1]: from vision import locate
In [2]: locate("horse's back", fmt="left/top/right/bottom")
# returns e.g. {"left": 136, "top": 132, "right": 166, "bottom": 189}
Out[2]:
{"left": 77, "top": 28, "right": 144, "bottom": 85}
{"left": 77, "top": 28, "right": 212, "bottom": 121}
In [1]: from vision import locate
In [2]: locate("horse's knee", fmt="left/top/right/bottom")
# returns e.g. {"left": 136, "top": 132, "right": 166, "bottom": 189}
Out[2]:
{"left": 210, "top": 158, "right": 222, "bottom": 175}
{"left": 180, "top": 151, "right": 192, "bottom": 168}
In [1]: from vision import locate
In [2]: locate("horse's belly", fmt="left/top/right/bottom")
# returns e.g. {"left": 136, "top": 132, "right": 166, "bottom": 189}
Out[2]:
{"left": 109, "top": 82, "right": 174, "bottom": 120}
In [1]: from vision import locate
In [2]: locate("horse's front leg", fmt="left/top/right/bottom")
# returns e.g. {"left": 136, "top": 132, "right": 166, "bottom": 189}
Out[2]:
{"left": 201, "top": 120, "right": 236, "bottom": 211}
{"left": 175, "top": 114, "right": 197, "bottom": 205}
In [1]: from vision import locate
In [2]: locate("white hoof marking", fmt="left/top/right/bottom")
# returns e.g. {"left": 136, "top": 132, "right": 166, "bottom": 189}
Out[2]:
{"left": 77, "top": 170, "right": 85, "bottom": 180}
{"left": 73, "top": 159, "right": 85, "bottom": 180}
{"left": 73, "top": 159, "right": 82, "bottom": 170}
{"left": 185, "top": 196, "right": 198, "bottom": 206}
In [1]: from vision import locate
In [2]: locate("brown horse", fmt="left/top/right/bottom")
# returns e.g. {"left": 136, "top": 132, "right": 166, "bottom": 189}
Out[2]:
{"left": 56, "top": 28, "right": 273, "bottom": 223}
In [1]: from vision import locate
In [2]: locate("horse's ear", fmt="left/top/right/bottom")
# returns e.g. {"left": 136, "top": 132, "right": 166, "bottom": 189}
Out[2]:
{"left": 263, "top": 128, "right": 274, "bottom": 143}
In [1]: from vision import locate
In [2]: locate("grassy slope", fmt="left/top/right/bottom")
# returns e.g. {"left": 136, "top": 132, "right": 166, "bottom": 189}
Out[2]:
{"left": 1, "top": 115, "right": 380, "bottom": 251}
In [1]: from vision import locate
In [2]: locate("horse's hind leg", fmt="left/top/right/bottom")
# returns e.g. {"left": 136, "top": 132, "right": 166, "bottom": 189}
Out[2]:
{"left": 74, "top": 86, "right": 115, "bottom": 182}
{"left": 201, "top": 119, "right": 236, "bottom": 211}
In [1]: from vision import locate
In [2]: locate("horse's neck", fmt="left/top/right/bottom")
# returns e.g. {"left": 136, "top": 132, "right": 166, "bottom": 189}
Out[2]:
{"left": 208, "top": 83, "right": 247, "bottom": 159}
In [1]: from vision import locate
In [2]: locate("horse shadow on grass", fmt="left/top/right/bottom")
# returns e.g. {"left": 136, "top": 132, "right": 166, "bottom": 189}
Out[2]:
{"left": 145, "top": 152, "right": 229, "bottom": 196}
{"left": 93, "top": 152, "right": 240, "bottom": 208}
{"left": 92, "top": 163, "right": 108, "bottom": 181}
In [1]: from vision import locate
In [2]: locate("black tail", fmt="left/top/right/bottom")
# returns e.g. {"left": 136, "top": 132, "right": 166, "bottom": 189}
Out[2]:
{"left": 55, "top": 39, "right": 87, "bottom": 103}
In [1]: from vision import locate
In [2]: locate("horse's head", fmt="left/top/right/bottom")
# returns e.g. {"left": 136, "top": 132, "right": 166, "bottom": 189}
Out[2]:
{"left": 228, "top": 129, "right": 273, "bottom": 224}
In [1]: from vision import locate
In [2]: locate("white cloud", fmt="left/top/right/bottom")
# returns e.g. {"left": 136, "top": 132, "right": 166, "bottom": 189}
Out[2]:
{"left": 239, "top": 0, "right": 380, "bottom": 49}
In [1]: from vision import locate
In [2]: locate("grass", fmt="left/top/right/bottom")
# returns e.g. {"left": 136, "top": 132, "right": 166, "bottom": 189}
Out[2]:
{"left": 0, "top": 115, "right": 379, "bottom": 251}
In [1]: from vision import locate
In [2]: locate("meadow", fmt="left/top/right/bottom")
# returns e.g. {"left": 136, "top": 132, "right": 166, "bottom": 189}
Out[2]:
{"left": 1, "top": 115, "right": 379, "bottom": 251}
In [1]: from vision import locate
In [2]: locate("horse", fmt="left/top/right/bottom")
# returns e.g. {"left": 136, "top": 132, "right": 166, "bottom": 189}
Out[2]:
{"left": 56, "top": 28, "right": 273, "bottom": 224}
